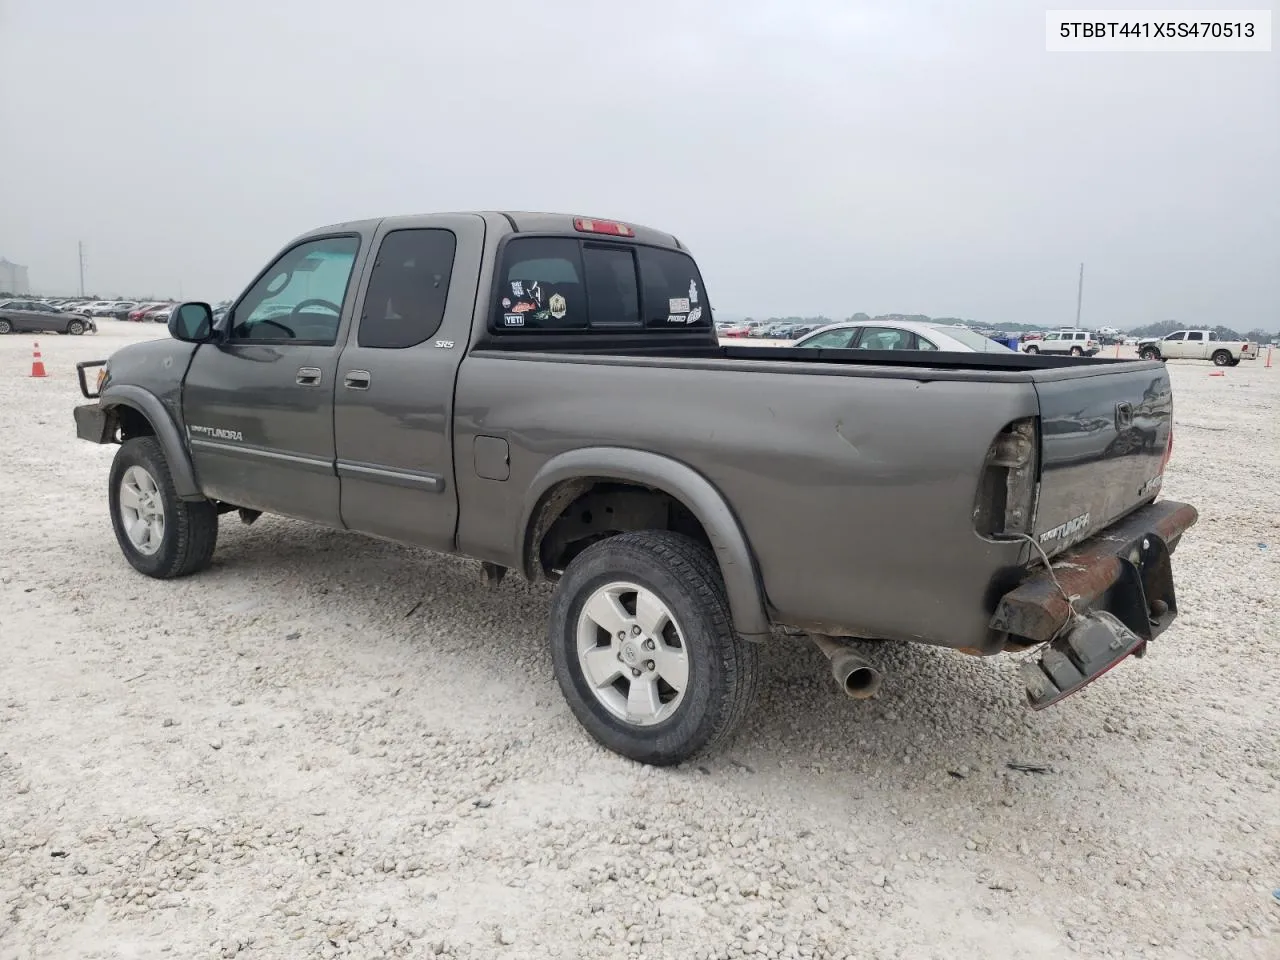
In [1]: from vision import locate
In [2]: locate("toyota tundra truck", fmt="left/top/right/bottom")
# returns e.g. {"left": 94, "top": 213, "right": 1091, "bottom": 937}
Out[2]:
{"left": 71, "top": 211, "right": 1198, "bottom": 765}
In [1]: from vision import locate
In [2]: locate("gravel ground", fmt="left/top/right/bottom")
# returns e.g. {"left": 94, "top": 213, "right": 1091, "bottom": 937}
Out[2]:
{"left": 1, "top": 326, "right": 1276, "bottom": 960}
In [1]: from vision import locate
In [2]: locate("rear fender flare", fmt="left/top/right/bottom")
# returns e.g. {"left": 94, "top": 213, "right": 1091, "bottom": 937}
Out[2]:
{"left": 520, "top": 447, "right": 772, "bottom": 640}
{"left": 101, "top": 385, "right": 203, "bottom": 500}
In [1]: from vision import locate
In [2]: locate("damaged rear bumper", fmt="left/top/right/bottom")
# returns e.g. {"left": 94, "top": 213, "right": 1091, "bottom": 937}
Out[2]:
{"left": 990, "top": 499, "right": 1199, "bottom": 709}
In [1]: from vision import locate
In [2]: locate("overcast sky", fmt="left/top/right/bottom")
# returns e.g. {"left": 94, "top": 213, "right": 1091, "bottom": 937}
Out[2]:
{"left": 1, "top": 0, "right": 1276, "bottom": 329}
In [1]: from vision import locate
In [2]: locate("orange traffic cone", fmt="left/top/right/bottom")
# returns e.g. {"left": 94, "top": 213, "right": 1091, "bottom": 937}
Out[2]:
{"left": 30, "top": 342, "right": 48, "bottom": 379}
{"left": 1267, "top": 345, "right": 1273, "bottom": 369}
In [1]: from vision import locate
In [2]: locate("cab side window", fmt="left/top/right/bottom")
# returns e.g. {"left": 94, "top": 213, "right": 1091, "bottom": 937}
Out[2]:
{"left": 358, "top": 229, "right": 456, "bottom": 348}
{"left": 1186, "top": 331, "right": 1204, "bottom": 342}
{"left": 230, "top": 236, "right": 361, "bottom": 345}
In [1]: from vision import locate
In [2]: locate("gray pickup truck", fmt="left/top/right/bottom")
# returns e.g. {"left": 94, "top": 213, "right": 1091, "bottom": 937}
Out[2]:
{"left": 72, "top": 211, "right": 1198, "bottom": 765}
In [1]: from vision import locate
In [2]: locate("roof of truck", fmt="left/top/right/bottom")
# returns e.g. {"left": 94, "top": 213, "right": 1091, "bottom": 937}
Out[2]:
{"left": 295, "top": 211, "right": 685, "bottom": 250}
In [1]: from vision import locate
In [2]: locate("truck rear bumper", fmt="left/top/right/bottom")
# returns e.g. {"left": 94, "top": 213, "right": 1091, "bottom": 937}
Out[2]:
{"left": 990, "top": 499, "right": 1198, "bottom": 709}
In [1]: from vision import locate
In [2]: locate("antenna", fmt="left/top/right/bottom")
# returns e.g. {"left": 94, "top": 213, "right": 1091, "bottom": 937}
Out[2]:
{"left": 78, "top": 241, "right": 87, "bottom": 297}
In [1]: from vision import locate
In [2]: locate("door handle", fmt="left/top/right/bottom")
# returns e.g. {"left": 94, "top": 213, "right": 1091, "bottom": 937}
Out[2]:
{"left": 296, "top": 366, "right": 322, "bottom": 386}
{"left": 343, "top": 370, "right": 371, "bottom": 390}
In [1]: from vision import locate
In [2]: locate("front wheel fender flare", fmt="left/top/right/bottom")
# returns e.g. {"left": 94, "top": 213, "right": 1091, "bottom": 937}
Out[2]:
{"left": 520, "top": 447, "right": 772, "bottom": 640}
{"left": 100, "top": 384, "right": 203, "bottom": 500}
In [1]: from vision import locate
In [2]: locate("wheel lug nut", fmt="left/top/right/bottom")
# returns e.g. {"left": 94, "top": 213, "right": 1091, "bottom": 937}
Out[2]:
{"left": 631, "top": 668, "right": 641, "bottom": 677}
{"left": 643, "top": 639, "right": 655, "bottom": 650}
{"left": 644, "top": 660, "right": 655, "bottom": 671}
{"left": 617, "top": 631, "right": 626, "bottom": 641}
{"left": 631, "top": 626, "right": 641, "bottom": 636}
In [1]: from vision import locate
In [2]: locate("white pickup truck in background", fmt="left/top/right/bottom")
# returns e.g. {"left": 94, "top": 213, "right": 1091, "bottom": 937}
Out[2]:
{"left": 1137, "top": 330, "right": 1258, "bottom": 366}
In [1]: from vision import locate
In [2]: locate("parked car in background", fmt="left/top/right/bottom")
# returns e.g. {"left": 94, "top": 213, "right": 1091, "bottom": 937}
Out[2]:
{"left": 128, "top": 302, "right": 162, "bottom": 322}
{"left": 1020, "top": 330, "right": 1099, "bottom": 356}
{"left": 0, "top": 299, "right": 96, "bottom": 335}
{"left": 1137, "top": 330, "right": 1258, "bottom": 366}
{"left": 106, "top": 301, "right": 140, "bottom": 320}
{"left": 719, "top": 323, "right": 751, "bottom": 338}
{"left": 793, "top": 319, "right": 1017, "bottom": 353}
{"left": 144, "top": 304, "right": 174, "bottom": 323}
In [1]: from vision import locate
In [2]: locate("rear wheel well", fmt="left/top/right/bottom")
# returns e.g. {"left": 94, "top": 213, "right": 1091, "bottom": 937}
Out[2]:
{"left": 527, "top": 480, "right": 713, "bottom": 579}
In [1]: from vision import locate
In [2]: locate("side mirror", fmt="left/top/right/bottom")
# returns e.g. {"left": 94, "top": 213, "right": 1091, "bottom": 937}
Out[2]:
{"left": 169, "top": 302, "right": 215, "bottom": 342}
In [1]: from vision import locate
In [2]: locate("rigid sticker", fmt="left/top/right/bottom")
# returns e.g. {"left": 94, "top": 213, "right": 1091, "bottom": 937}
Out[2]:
{"left": 503, "top": 313, "right": 525, "bottom": 327}
{"left": 669, "top": 297, "right": 690, "bottom": 313}
{"left": 549, "top": 293, "right": 567, "bottom": 320}
{"left": 689, "top": 280, "right": 699, "bottom": 304}
{"left": 686, "top": 307, "right": 702, "bottom": 324}
{"left": 511, "top": 281, "right": 524, "bottom": 296}
{"left": 666, "top": 314, "right": 685, "bottom": 324}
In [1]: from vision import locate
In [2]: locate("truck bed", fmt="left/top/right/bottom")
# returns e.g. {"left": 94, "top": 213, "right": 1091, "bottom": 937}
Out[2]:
{"left": 456, "top": 344, "right": 1173, "bottom": 653}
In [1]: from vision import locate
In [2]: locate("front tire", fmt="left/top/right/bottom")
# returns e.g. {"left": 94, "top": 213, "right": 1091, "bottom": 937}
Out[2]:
{"left": 1212, "top": 350, "right": 1231, "bottom": 366}
{"left": 1023, "top": 345, "right": 1039, "bottom": 354}
{"left": 1070, "top": 346, "right": 1083, "bottom": 356}
{"left": 548, "top": 530, "right": 760, "bottom": 766}
{"left": 108, "top": 437, "right": 219, "bottom": 578}
{"left": 0, "top": 319, "right": 11, "bottom": 334}
{"left": 67, "top": 319, "right": 85, "bottom": 335}
{"left": 1140, "top": 347, "right": 1160, "bottom": 361}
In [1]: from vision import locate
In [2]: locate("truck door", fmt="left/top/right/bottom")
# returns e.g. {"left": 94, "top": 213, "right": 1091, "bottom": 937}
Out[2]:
{"left": 1160, "top": 332, "right": 1186, "bottom": 358}
{"left": 333, "top": 215, "right": 483, "bottom": 551}
{"left": 181, "top": 234, "right": 363, "bottom": 525}
{"left": 1184, "top": 330, "right": 1207, "bottom": 358}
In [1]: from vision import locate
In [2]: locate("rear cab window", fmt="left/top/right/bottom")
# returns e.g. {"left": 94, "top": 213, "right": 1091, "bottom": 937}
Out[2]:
{"left": 490, "top": 235, "right": 710, "bottom": 336}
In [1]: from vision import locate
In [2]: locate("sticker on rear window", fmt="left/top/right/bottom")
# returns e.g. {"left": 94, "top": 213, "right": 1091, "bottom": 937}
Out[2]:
{"left": 549, "top": 293, "right": 567, "bottom": 320}
{"left": 501, "top": 297, "right": 511, "bottom": 308}
{"left": 669, "top": 297, "right": 690, "bottom": 313}
{"left": 503, "top": 313, "right": 525, "bottom": 327}
{"left": 686, "top": 307, "right": 702, "bottom": 324}
{"left": 689, "top": 280, "right": 699, "bottom": 304}
{"left": 511, "top": 281, "right": 524, "bottom": 296}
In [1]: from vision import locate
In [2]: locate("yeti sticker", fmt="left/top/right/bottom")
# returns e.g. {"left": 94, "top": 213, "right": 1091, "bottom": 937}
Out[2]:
{"left": 503, "top": 313, "right": 525, "bottom": 327}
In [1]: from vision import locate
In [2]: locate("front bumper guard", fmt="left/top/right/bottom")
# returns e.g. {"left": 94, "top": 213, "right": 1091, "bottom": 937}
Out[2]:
{"left": 991, "top": 499, "right": 1199, "bottom": 709}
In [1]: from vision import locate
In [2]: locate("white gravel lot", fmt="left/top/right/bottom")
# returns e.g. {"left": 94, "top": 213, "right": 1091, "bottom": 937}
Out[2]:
{"left": 1, "top": 325, "right": 1276, "bottom": 960}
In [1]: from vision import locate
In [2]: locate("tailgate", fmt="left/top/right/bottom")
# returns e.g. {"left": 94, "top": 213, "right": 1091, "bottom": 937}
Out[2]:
{"left": 1032, "top": 363, "right": 1172, "bottom": 556}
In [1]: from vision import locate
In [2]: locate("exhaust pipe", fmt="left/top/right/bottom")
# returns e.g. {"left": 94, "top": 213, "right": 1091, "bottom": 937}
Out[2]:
{"left": 811, "top": 634, "right": 883, "bottom": 700}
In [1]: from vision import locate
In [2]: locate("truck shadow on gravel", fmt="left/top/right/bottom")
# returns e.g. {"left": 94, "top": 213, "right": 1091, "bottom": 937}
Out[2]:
{"left": 200, "top": 519, "right": 1100, "bottom": 769}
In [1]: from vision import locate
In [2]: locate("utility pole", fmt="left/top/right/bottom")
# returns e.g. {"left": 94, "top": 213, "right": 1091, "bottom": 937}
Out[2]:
{"left": 78, "top": 241, "right": 86, "bottom": 297}
{"left": 1074, "top": 262, "right": 1084, "bottom": 329}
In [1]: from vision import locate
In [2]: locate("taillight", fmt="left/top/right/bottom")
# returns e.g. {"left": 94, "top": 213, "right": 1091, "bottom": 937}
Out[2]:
{"left": 973, "top": 417, "right": 1039, "bottom": 538}
{"left": 572, "top": 217, "right": 635, "bottom": 237}
{"left": 1160, "top": 426, "right": 1174, "bottom": 472}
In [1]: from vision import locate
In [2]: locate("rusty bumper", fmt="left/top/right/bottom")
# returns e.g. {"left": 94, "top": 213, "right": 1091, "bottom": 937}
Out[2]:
{"left": 991, "top": 499, "right": 1199, "bottom": 708}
